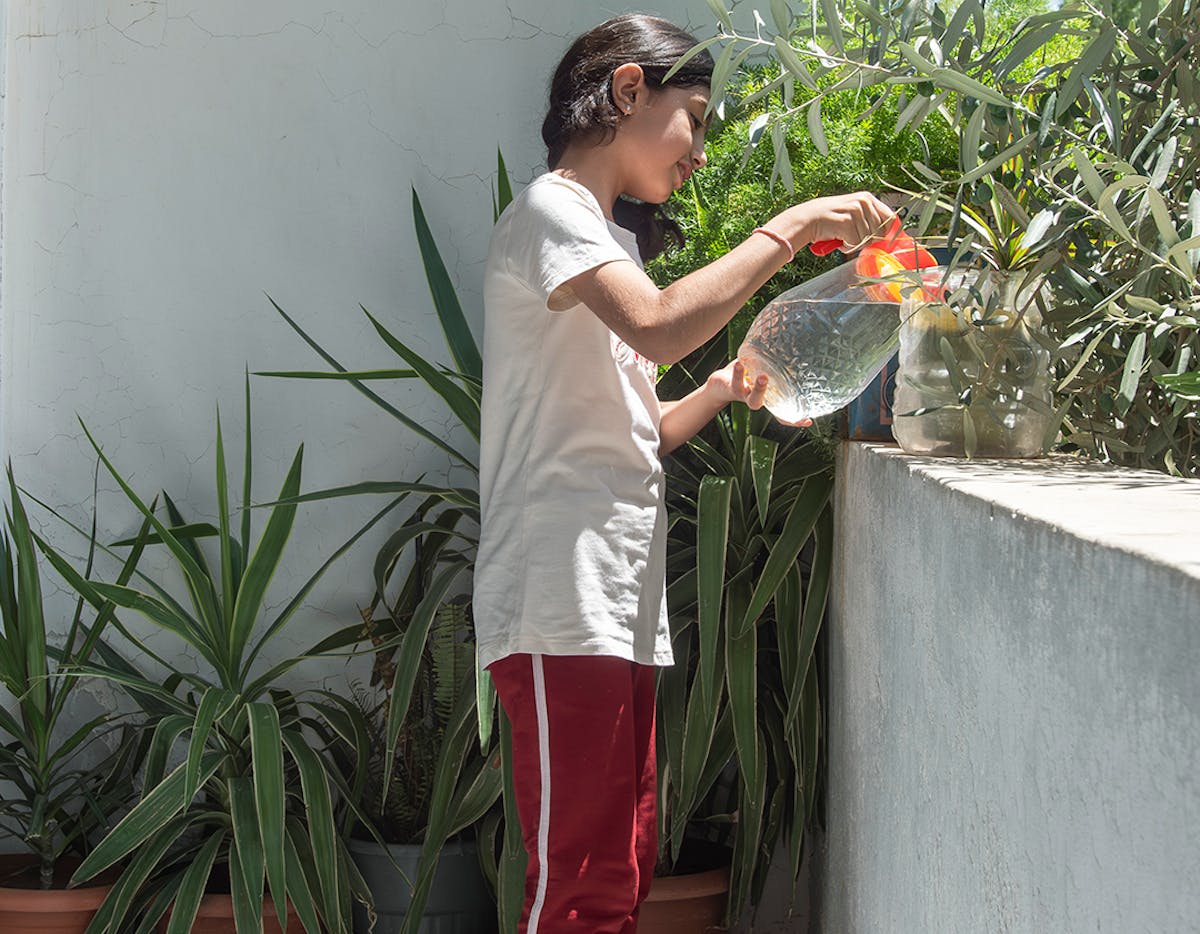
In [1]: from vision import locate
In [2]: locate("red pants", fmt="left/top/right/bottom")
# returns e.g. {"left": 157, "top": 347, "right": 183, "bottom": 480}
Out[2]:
{"left": 488, "top": 654, "right": 658, "bottom": 934}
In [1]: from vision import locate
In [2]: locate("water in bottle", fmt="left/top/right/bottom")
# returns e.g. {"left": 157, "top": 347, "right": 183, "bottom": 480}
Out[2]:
{"left": 738, "top": 298, "right": 901, "bottom": 422}
{"left": 737, "top": 227, "right": 941, "bottom": 422}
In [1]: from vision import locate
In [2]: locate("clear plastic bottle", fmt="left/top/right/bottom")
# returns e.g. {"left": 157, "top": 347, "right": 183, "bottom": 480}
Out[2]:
{"left": 738, "top": 297, "right": 901, "bottom": 422}
{"left": 738, "top": 240, "right": 939, "bottom": 422}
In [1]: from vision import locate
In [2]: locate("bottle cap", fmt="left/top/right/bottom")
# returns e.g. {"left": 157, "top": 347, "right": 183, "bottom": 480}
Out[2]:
{"left": 854, "top": 217, "right": 939, "bottom": 302}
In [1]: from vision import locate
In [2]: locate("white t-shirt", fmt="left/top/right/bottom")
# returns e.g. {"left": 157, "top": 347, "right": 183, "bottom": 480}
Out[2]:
{"left": 473, "top": 173, "right": 673, "bottom": 670}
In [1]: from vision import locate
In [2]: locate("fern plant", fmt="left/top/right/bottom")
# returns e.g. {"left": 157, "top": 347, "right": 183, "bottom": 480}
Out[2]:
{"left": 335, "top": 599, "right": 475, "bottom": 845}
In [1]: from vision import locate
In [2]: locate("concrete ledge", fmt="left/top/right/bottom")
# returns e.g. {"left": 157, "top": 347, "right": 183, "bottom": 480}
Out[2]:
{"left": 825, "top": 443, "right": 1199, "bottom": 933}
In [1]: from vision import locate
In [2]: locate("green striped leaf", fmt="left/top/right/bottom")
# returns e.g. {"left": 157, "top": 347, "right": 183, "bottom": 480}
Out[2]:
{"left": 229, "top": 777, "right": 265, "bottom": 931}
{"left": 164, "top": 829, "right": 223, "bottom": 934}
{"left": 728, "top": 733, "right": 767, "bottom": 921}
{"left": 241, "top": 371, "right": 254, "bottom": 563}
{"left": 281, "top": 731, "right": 342, "bottom": 928}
{"left": 248, "top": 703, "right": 288, "bottom": 926}
{"left": 128, "top": 880, "right": 180, "bottom": 934}
{"left": 141, "top": 715, "right": 190, "bottom": 797}
{"left": 738, "top": 475, "right": 831, "bottom": 637}
{"left": 5, "top": 467, "right": 48, "bottom": 721}
{"left": 78, "top": 420, "right": 223, "bottom": 639}
{"left": 383, "top": 564, "right": 465, "bottom": 794}
{"left": 186, "top": 688, "right": 235, "bottom": 801}
{"left": 229, "top": 837, "right": 264, "bottom": 933}
{"left": 284, "top": 827, "right": 324, "bottom": 934}
{"left": 264, "top": 296, "right": 479, "bottom": 473}
{"left": 214, "top": 409, "right": 237, "bottom": 632}
{"left": 413, "top": 188, "right": 482, "bottom": 381}
{"left": 725, "top": 580, "right": 761, "bottom": 814}
{"left": 671, "top": 651, "right": 723, "bottom": 862}
{"left": 73, "top": 754, "right": 222, "bottom": 884}
{"left": 400, "top": 684, "right": 480, "bottom": 934}
{"left": 476, "top": 654, "right": 496, "bottom": 751}
{"left": 246, "top": 493, "right": 410, "bottom": 681}
{"left": 35, "top": 546, "right": 218, "bottom": 670}
{"left": 494, "top": 148, "right": 514, "bottom": 221}
{"left": 230, "top": 446, "right": 302, "bottom": 673}
{"left": 83, "top": 815, "right": 194, "bottom": 934}
{"left": 273, "top": 480, "right": 477, "bottom": 511}
{"left": 787, "top": 510, "right": 832, "bottom": 730}
{"left": 497, "top": 714, "right": 528, "bottom": 934}
{"left": 253, "top": 368, "right": 417, "bottom": 381}
{"left": 361, "top": 308, "right": 482, "bottom": 441}
{"left": 696, "top": 476, "right": 732, "bottom": 710}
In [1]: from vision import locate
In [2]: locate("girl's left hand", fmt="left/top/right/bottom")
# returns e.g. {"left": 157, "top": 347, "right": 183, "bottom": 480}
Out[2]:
{"left": 706, "top": 360, "right": 813, "bottom": 427}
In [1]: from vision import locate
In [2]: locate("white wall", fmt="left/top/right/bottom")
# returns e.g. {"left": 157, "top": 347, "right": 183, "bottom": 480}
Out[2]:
{"left": 0, "top": 0, "right": 702, "bottom": 681}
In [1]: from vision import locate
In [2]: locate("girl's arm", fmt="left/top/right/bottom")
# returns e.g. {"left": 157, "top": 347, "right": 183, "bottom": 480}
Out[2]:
{"left": 659, "top": 361, "right": 811, "bottom": 456}
{"left": 566, "top": 192, "right": 894, "bottom": 366}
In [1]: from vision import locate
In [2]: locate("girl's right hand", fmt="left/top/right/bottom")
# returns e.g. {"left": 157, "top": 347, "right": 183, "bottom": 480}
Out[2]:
{"left": 783, "top": 192, "right": 896, "bottom": 255}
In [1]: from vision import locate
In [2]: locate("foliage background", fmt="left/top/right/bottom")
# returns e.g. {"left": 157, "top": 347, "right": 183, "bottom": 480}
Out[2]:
{"left": 647, "top": 69, "right": 959, "bottom": 348}
{"left": 693, "top": 0, "right": 1199, "bottom": 476}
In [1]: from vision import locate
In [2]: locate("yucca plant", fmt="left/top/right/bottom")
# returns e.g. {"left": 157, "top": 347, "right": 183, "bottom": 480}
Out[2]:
{"left": 259, "top": 152, "right": 519, "bottom": 933}
{"left": 34, "top": 380, "right": 407, "bottom": 933}
{"left": 654, "top": 336, "right": 835, "bottom": 925}
{"left": 0, "top": 465, "right": 142, "bottom": 890}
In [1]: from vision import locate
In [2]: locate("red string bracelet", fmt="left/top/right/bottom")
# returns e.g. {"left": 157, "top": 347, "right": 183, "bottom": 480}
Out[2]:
{"left": 752, "top": 226, "right": 795, "bottom": 262}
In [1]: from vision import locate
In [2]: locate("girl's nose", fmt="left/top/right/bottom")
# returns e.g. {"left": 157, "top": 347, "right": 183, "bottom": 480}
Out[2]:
{"left": 693, "top": 146, "right": 707, "bottom": 170}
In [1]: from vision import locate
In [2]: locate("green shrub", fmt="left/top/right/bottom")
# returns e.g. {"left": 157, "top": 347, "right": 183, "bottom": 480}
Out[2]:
{"left": 648, "top": 68, "right": 957, "bottom": 348}
{"left": 698, "top": 0, "right": 1200, "bottom": 477}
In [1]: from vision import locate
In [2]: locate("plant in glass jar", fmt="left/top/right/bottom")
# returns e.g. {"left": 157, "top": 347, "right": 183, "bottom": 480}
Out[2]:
{"left": 892, "top": 183, "right": 1063, "bottom": 457}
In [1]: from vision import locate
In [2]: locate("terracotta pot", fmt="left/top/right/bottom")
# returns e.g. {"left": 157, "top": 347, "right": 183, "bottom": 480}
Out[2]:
{"left": 638, "top": 865, "right": 730, "bottom": 934}
{"left": 0, "top": 854, "right": 115, "bottom": 934}
{"left": 156, "top": 894, "right": 302, "bottom": 933}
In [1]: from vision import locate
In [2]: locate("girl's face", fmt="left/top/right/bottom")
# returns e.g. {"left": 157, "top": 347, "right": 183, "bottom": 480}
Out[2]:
{"left": 618, "top": 84, "right": 710, "bottom": 205}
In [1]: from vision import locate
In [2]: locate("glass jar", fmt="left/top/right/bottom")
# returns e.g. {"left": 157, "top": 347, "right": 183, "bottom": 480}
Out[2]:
{"left": 892, "top": 269, "right": 1055, "bottom": 458}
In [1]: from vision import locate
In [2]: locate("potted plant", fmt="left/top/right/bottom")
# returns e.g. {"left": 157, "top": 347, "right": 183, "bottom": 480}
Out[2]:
{"left": 890, "top": 185, "right": 1063, "bottom": 458}
{"left": 635, "top": 334, "right": 835, "bottom": 932}
{"left": 310, "top": 469, "right": 499, "bottom": 934}
{"left": 0, "top": 465, "right": 143, "bottom": 934}
{"left": 327, "top": 593, "right": 496, "bottom": 934}
{"left": 36, "top": 383, "right": 405, "bottom": 933}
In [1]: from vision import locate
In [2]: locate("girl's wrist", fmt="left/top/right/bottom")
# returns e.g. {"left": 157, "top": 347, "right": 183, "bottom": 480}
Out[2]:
{"left": 770, "top": 205, "right": 813, "bottom": 253}
{"left": 752, "top": 226, "right": 794, "bottom": 262}
{"left": 702, "top": 373, "right": 735, "bottom": 409}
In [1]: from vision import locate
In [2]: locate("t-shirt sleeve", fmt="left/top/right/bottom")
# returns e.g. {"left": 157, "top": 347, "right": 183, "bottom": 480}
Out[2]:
{"left": 503, "top": 178, "right": 639, "bottom": 311}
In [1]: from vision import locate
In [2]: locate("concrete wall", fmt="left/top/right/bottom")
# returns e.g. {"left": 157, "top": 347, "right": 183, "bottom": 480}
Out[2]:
{"left": 825, "top": 443, "right": 1200, "bottom": 933}
{"left": 0, "top": 0, "right": 700, "bottom": 677}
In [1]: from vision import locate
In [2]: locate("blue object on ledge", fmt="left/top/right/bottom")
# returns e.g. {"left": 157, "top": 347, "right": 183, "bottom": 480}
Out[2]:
{"left": 844, "top": 353, "right": 898, "bottom": 441}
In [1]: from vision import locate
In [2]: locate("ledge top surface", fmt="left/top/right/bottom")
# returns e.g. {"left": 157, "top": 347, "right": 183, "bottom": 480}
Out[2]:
{"left": 849, "top": 443, "right": 1200, "bottom": 581}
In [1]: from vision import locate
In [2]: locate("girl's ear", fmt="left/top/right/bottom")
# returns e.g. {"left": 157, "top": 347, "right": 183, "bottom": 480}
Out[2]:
{"left": 611, "top": 62, "right": 647, "bottom": 114}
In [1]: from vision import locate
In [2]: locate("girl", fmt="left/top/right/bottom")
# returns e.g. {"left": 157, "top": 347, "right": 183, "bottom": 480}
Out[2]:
{"left": 473, "top": 14, "right": 894, "bottom": 934}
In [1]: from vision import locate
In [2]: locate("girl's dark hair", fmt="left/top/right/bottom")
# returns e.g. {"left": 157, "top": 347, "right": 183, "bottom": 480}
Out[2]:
{"left": 542, "top": 14, "right": 714, "bottom": 261}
